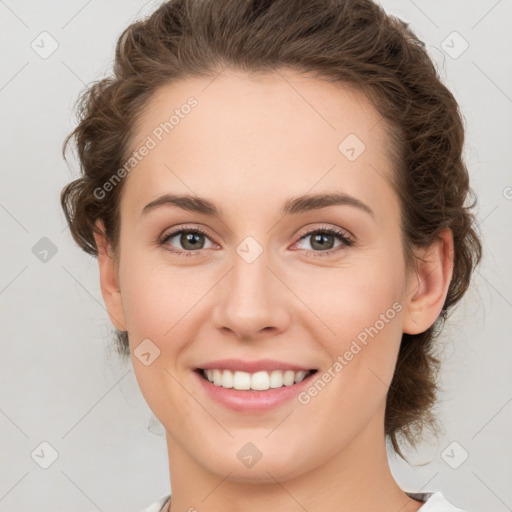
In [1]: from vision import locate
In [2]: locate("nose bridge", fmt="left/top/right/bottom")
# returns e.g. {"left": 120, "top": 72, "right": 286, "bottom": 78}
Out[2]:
{"left": 232, "top": 246, "right": 271, "bottom": 305}
{"left": 212, "top": 240, "right": 290, "bottom": 338}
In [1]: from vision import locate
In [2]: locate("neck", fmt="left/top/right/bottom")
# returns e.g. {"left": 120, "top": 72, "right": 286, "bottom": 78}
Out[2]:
{"left": 164, "top": 409, "right": 423, "bottom": 512}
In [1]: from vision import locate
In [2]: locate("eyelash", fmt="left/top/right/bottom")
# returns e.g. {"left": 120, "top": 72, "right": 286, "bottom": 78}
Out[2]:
{"left": 157, "top": 225, "right": 354, "bottom": 258}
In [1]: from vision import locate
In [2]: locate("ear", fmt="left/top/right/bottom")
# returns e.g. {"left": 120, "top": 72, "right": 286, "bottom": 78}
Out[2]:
{"left": 402, "top": 228, "right": 454, "bottom": 335}
{"left": 93, "top": 219, "right": 127, "bottom": 332}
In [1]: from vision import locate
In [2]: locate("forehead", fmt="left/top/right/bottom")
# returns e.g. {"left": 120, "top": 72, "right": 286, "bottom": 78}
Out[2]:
{"left": 121, "top": 68, "right": 399, "bottom": 225}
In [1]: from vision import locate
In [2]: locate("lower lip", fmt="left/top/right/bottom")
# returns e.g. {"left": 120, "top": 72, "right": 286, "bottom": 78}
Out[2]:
{"left": 194, "top": 370, "right": 317, "bottom": 412}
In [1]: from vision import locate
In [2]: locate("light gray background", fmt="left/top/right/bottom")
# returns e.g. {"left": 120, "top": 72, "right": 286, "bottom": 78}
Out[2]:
{"left": 1, "top": 1, "right": 511, "bottom": 511}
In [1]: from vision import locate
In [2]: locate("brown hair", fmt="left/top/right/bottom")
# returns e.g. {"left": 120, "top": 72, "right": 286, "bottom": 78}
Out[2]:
{"left": 60, "top": 0, "right": 482, "bottom": 459}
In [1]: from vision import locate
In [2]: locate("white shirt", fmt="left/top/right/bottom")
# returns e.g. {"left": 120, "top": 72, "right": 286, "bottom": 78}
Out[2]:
{"left": 140, "top": 491, "right": 465, "bottom": 511}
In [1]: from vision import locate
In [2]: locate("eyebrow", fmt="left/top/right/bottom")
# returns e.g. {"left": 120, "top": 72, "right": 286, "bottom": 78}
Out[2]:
{"left": 140, "top": 192, "right": 374, "bottom": 219}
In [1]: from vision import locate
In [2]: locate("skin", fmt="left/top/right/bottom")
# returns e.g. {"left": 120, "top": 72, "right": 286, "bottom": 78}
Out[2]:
{"left": 93, "top": 68, "right": 453, "bottom": 512}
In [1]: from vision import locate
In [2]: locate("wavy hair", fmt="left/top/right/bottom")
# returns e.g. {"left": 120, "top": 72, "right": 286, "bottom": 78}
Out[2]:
{"left": 61, "top": 0, "right": 482, "bottom": 459}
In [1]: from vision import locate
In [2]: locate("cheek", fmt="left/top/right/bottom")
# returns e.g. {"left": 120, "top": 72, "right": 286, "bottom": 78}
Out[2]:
{"left": 118, "top": 254, "right": 179, "bottom": 344}
{"left": 118, "top": 252, "right": 214, "bottom": 352}
{"left": 294, "top": 252, "right": 405, "bottom": 393}
{"left": 119, "top": 257, "right": 199, "bottom": 419}
{"left": 120, "top": 274, "right": 167, "bottom": 341}
{"left": 297, "top": 254, "right": 404, "bottom": 339}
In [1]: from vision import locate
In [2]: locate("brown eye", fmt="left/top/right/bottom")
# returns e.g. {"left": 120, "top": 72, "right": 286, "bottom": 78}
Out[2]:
{"left": 308, "top": 232, "right": 336, "bottom": 251}
{"left": 295, "top": 227, "right": 354, "bottom": 257}
{"left": 159, "top": 227, "right": 214, "bottom": 255}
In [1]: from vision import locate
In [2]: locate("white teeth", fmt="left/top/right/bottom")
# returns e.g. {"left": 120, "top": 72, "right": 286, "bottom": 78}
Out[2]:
{"left": 221, "top": 369, "right": 234, "bottom": 388}
{"left": 251, "top": 371, "right": 269, "bottom": 390}
{"left": 269, "top": 370, "right": 284, "bottom": 388}
{"left": 202, "top": 369, "right": 312, "bottom": 391}
{"left": 212, "top": 369, "right": 222, "bottom": 386}
{"left": 233, "top": 371, "right": 251, "bottom": 390}
{"left": 294, "top": 370, "right": 308, "bottom": 383}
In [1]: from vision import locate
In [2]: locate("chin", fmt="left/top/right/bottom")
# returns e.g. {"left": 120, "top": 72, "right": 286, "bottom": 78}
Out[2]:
{"left": 199, "top": 446, "right": 315, "bottom": 484}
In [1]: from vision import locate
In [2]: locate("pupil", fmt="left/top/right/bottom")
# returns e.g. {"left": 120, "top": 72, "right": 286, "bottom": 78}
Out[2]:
{"left": 182, "top": 232, "right": 203, "bottom": 250}
{"left": 312, "top": 233, "right": 333, "bottom": 250}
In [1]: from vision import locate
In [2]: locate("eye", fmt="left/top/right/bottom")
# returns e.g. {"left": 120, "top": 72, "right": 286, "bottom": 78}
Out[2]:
{"left": 158, "top": 226, "right": 215, "bottom": 257}
{"left": 157, "top": 224, "right": 354, "bottom": 258}
{"left": 293, "top": 226, "right": 354, "bottom": 257}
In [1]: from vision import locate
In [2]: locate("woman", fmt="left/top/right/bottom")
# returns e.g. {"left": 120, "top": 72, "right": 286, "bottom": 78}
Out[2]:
{"left": 60, "top": 0, "right": 482, "bottom": 510}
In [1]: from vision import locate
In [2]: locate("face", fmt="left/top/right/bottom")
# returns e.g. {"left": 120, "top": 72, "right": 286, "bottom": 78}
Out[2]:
{"left": 95, "top": 68, "right": 450, "bottom": 484}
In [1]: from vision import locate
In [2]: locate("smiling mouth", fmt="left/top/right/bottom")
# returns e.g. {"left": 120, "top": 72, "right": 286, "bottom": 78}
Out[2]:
{"left": 195, "top": 368, "right": 318, "bottom": 391}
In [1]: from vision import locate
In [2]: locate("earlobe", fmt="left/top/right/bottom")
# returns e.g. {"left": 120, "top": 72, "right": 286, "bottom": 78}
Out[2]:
{"left": 402, "top": 228, "right": 454, "bottom": 335}
{"left": 93, "top": 219, "right": 127, "bottom": 332}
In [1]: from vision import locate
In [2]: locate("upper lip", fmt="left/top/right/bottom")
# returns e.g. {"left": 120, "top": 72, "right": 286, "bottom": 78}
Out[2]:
{"left": 196, "top": 359, "right": 316, "bottom": 373}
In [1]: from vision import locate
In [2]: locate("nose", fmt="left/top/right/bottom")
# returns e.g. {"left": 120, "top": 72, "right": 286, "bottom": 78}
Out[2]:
{"left": 211, "top": 248, "right": 292, "bottom": 341}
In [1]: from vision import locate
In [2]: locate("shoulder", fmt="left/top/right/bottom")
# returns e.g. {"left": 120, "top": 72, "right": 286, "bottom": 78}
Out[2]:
{"left": 406, "top": 491, "right": 466, "bottom": 511}
{"left": 139, "top": 494, "right": 171, "bottom": 512}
